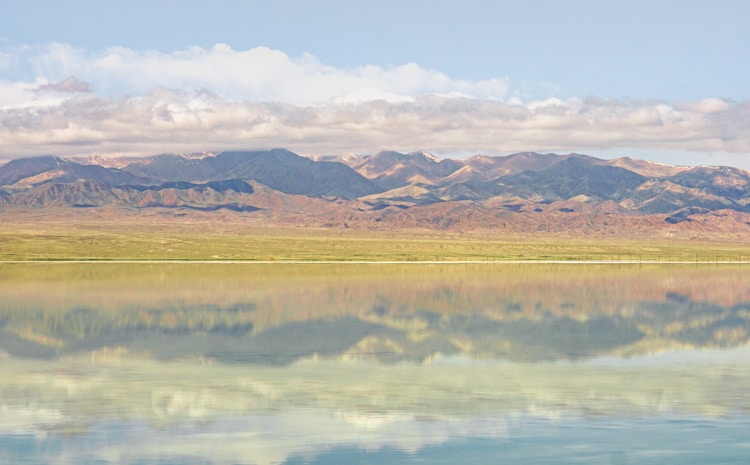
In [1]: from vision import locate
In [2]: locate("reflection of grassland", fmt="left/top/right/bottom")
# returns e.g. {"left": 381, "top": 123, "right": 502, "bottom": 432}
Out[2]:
{"left": 1, "top": 223, "right": 750, "bottom": 261}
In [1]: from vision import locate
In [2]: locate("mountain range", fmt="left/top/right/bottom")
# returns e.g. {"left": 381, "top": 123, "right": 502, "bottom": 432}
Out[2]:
{"left": 2, "top": 148, "right": 750, "bottom": 237}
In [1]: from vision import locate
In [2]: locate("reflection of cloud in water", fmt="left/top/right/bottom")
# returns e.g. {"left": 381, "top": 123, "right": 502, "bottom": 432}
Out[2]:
{"left": 7, "top": 411, "right": 750, "bottom": 465}
{"left": 1, "top": 349, "right": 749, "bottom": 436}
{"left": 50, "top": 411, "right": 514, "bottom": 465}
{"left": 0, "top": 405, "right": 68, "bottom": 435}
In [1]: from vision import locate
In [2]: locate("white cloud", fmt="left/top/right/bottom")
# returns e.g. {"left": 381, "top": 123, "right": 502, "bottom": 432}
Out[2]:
{"left": 0, "top": 43, "right": 749, "bottom": 167}
{"left": 676, "top": 98, "right": 733, "bottom": 114}
{"left": 1, "top": 91, "right": 748, "bottom": 165}
{"left": 3, "top": 43, "right": 509, "bottom": 105}
{"left": 0, "top": 79, "right": 36, "bottom": 107}
{"left": 334, "top": 86, "right": 416, "bottom": 104}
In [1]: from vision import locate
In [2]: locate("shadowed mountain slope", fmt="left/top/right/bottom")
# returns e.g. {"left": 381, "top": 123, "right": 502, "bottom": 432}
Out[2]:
{"left": 0, "top": 155, "right": 148, "bottom": 187}
{"left": 122, "top": 149, "right": 382, "bottom": 199}
{"left": 496, "top": 155, "right": 648, "bottom": 201}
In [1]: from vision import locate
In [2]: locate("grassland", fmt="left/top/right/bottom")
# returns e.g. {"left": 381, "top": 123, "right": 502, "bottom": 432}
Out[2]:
{"left": 2, "top": 220, "right": 750, "bottom": 262}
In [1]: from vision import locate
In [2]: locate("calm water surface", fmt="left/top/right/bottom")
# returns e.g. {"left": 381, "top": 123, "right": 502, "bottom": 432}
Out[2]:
{"left": 1, "top": 263, "right": 749, "bottom": 464}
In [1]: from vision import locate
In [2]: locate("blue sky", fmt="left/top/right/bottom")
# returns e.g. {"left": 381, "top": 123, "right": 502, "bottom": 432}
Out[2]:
{"left": 1, "top": 0, "right": 749, "bottom": 167}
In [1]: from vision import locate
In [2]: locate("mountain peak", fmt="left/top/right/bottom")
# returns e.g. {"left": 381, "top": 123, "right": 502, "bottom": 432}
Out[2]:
{"left": 407, "top": 151, "right": 441, "bottom": 163}
{"left": 606, "top": 156, "right": 690, "bottom": 177}
{"left": 0, "top": 155, "right": 70, "bottom": 186}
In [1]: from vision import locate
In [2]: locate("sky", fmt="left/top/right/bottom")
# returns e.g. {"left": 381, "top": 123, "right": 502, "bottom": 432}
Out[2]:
{"left": 0, "top": 0, "right": 749, "bottom": 167}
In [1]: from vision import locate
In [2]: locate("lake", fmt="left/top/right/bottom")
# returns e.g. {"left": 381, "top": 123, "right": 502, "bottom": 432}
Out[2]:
{"left": 1, "top": 263, "right": 749, "bottom": 464}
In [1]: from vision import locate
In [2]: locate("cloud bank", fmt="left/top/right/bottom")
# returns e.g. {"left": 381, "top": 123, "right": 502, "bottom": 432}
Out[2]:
{"left": 1, "top": 43, "right": 748, "bottom": 165}
{"left": 1, "top": 43, "right": 508, "bottom": 105}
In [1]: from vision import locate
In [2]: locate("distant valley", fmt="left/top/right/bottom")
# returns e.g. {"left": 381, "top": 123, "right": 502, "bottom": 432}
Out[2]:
{"left": 2, "top": 148, "right": 750, "bottom": 238}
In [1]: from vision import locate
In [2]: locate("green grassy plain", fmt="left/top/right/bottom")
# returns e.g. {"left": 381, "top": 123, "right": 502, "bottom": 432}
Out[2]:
{"left": 1, "top": 221, "right": 749, "bottom": 262}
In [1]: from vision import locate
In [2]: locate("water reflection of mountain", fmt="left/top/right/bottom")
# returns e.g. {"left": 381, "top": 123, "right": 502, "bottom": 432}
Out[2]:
{"left": 1, "top": 264, "right": 749, "bottom": 363}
